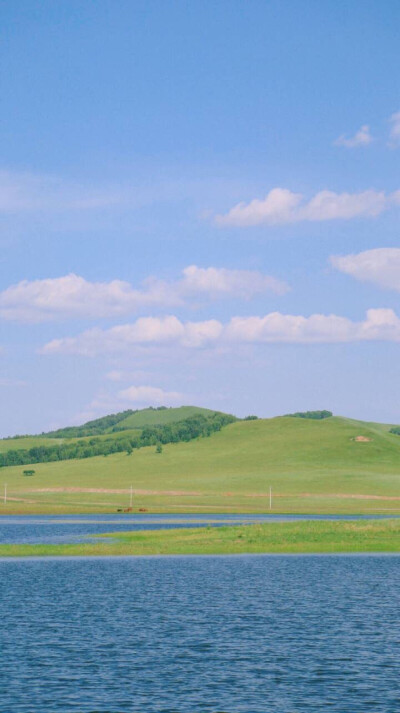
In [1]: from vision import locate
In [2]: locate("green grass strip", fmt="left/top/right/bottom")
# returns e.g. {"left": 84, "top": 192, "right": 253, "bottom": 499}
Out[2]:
{"left": 1, "top": 519, "right": 400, "bottom": 557}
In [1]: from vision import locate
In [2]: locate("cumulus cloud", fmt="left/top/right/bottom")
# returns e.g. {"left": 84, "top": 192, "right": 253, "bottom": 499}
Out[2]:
{"left": 216, "top": 187, "right": 393, "bottom": 227}
{"left": 0, "top": 274, "right": 177, "bottom": 323}
{"left": 118, "top": 385, "right": 183, "bottom": 405}
{"left": 215, "top": 188, "right": 302, "bottom": 227}
{"left": 224, "top": 313, "right": 354, "bottom": 344}
{"left": 0, "top": 266, "right": 288, "bottom": 323}
{"left": 334, "top": 125, "right": 373, "bottom": 148}
{"left": 389, "top": 111, "right": 400, "bottom": 147}
{"left": 331, "top": 248, "right": 400, "bottom": 291}
{"left": 301, "top": 190, "right": 386, "bottom": 221}
{"left": 105, "top": 369, "right": 152, "bottom": 382}
{"left": 41, "top": 316, "right": 223, "bottom": 356}
{"left": 180, "top": 265, "right": 288, "bottom": 297}
{"left": 40, "top": 308, "right": 400, "bottom": 356}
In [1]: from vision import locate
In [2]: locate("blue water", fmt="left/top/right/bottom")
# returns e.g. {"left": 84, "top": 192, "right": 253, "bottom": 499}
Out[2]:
{"left": 0, "top": 512, "right": 396, "bottom": 544}
{"left": 1, "top": 554, "right": 399, "bottom": 712}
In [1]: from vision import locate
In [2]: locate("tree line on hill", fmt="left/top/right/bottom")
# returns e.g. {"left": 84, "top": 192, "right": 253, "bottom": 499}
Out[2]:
{"left": 41, "top": 406, "right": 170, "bottom": 438}
{"left": 285, "top": 410, "right": 333, "bottom": 420}
{"left": 3, "top": 406, "right": 175, "bottom": 441}
{"left": 42, "top": 409, "right": 136, "bottom": 438}
{"left": 0, "top": 412, "right": 237, "bottom": 468}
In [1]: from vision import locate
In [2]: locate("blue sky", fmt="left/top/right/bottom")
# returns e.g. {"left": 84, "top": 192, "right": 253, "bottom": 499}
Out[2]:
{"left": 1, "top": 0, "right": 400, "bottom": 435}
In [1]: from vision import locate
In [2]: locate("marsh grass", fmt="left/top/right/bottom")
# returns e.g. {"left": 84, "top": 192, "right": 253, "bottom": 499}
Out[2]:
{"left": 1, "top": 519, "right": 400, "bottom": 557}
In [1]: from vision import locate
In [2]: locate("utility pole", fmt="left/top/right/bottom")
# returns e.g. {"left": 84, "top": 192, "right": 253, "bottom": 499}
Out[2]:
{"left": 4, "top": 483, "right": 7, "bottom": 505}
{"left": 269, "top": 486, "right": 272, "bottom": 511}
{"left": 130, "top": 485, "right": 133, "bottom": 509}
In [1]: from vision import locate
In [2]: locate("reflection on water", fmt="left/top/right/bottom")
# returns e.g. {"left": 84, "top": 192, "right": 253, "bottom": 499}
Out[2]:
{"left": 1, "top": 555, "right": 399, "bottom": 712}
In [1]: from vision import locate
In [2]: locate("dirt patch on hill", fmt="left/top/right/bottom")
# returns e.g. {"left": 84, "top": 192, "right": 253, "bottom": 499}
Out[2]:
{"left": 29, "top": 487, "right": 203, "bottom": 496}
{"left": 300, "top": 492, "right": 400, "bottom": 501}
{"left": 242, "top": 492, "right": 400, "bottom": 501}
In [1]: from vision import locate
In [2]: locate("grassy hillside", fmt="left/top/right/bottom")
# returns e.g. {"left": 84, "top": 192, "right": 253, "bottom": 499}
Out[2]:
{"left": 2, "top": 415, "right": 400, "bottom": 514}
{"left": 0, "top": 406, "right": 229, "bottom": 458}
{"left": 0, "top": 430, "right": 142, "bottom": 453}
{"left": 0, "top": 410, "right": 235, "bottom": 468}
{"left": 117, "top": 405, "right": 218, "bottom": 429}
{"left": 0, "top": 436, "right": 64, "bottom": 453}
{"left": 38, "top": 405, "right": 222, "bottom": 439}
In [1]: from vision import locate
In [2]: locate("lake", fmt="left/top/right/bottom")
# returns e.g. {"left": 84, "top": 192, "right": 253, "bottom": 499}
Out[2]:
{"left": 1, "top": 554, "right": 399, "bottom": 712}
{"left": 0, "top": 512, "right": 396, "bottom": 544}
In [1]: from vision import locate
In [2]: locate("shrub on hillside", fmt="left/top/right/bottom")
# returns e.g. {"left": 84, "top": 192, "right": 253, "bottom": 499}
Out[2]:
{"left": 285, "top": 410, "right": 333, "bottom": 420}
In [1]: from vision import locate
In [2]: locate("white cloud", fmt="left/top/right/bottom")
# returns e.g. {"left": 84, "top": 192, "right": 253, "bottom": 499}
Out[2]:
{"left": 331, "top": 248, "right": 400, "bottom": 291}
{"left": 334, "top": 124, "right": 373, "bottom": 148}
{"left": 216, "top": 187, "right": 392, "bottom": 227}
{"left": 215, "top": 188, "right": 303, "bottom": 227}
{"left": 40, "top": 308, "right": 400, "bottom": 356}
{"left": 0, "top": 266, "right": 288, "bottom": 323}
{"left": 389, "top": 111, "right": 400, "bottom": 147}
{"left": 225, "top": 313, "right": 354, "bottom": 344}
{"left": 105, "top": 369, "right": 152, "bottom": 382}
{"left": 225, "top": 309, "right": 400, "bottom": 344}
{"left": 41, "top": 316, "right": 222, "bottom": 356}
{"left": 118, "top": 385, "right": 183, "bottom": 406}
{"left": 301, "top": 190, "right": 386, "bottom": 221}
{"left": 180, "top": 265, "right": 289, "bottom": 297}
{"left": 0, "top": 274, "right": 177, "bottom": 323}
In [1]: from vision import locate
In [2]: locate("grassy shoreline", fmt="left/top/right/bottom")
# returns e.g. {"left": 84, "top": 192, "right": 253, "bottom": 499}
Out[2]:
{"left": 2, "top": 519, "right": 400, "bottom": 558}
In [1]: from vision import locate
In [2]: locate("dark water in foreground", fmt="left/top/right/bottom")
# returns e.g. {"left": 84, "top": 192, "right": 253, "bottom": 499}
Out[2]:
{"left": 1, "top": 555, "right": 399, "bottom": 712}
{"left": 0, "top": 513, "right": 396, "bottom": 544}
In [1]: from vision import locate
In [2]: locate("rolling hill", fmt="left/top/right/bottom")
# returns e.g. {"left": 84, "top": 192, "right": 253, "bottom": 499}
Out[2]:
{"left": 0, "top": 406, "right": 229, "bottom": 454}
{"left": 1, "top": 412, "right": 400, "bottom": 515}
{"left": 115, "top": 405, "right": 217, "bottom": 429}
{"left": 41, "top": 405, "right": 219, "bottom": 438}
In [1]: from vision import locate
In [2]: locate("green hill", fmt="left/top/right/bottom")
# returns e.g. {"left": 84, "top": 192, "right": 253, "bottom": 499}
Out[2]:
{"left": 0, "top": 408, "right": 237, "bottom": 467}
{"left": 0, "top": 436, "right": 64, "bottom": 453}
{"left": 39, "top": 405, "right": 219, "bottom": 439}
{"left": 0, "top": 406, "right": 229, "bottom": 455}
{"left": 116, "top": 405, "right": 217, "bottom": 429}
{"left": 2, "top": 414, "right": 400, "bottom": 515}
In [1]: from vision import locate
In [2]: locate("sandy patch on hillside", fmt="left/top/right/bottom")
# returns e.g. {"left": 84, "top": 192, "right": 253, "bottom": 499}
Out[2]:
{"left": 240, "top": 492, "right": 400, "bottom": 501}
{"left": 14, "top": 488, "right": 400, "bottom": 502}
{"left": 4, "top": 496, "right": 38, "bottom": 503}
{"left": 29, "top": 487, "right": 203, "bottom": 496}
{"left": 296, "top": 493, "right": 400, "bottom": 501}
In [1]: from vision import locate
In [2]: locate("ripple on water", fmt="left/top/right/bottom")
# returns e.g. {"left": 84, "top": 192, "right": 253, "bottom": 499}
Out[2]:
{"left": 1, "top": 554, "right": 400, "bottom": 712}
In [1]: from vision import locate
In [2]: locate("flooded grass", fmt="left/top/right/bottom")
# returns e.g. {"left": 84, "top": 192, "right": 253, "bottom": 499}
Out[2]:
{"left": 1, "top": 518, "right": 400, "bottom": 557}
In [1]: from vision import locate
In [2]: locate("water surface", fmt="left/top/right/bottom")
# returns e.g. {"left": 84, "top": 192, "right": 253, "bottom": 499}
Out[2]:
{"left": 1, "top": 555, "right": 399, "bottom": 712}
